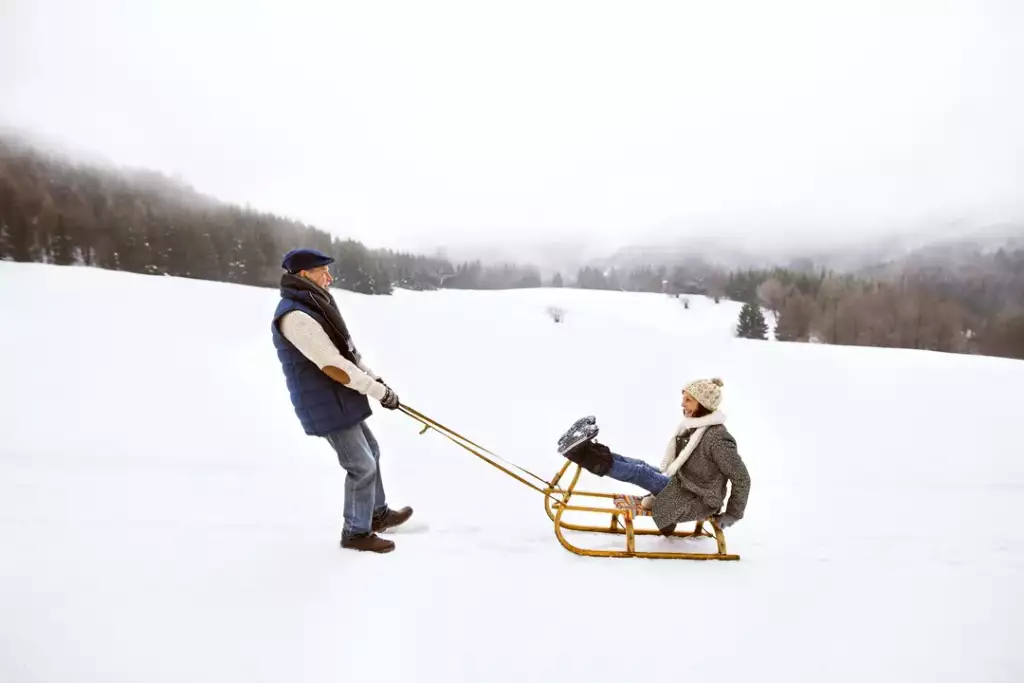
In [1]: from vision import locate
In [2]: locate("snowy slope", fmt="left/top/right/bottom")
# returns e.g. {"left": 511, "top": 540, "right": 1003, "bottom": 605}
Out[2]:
{"left": 1, "top": 261, "right": 1022, "bottom": 683}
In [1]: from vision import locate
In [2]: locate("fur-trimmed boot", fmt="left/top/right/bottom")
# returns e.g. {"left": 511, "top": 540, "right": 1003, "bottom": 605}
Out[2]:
{"left": 564, "top": 439, "right": 613, "bottom": 477}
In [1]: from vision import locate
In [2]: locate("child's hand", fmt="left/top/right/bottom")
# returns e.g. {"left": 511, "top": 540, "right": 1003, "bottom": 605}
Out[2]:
{"left": 715, "top": 514, "right": 738, "bottom": 529}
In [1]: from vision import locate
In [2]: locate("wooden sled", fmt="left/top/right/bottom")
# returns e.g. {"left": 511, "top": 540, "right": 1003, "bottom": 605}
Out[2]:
{"left": 544, "top": 461, "right": 740, "bottom": 560}
{"left": 398, "top": 405, "right": 740, "bottom": 561}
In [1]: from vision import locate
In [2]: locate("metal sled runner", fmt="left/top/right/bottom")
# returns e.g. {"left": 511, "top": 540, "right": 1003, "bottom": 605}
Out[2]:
{"left": 400, "top": 405, "right": 740, "bottom": 561}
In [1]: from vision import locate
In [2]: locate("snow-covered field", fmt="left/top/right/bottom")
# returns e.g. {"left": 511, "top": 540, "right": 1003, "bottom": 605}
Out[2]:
{"left": 1, "top": 261, "right": 1022, "bottom": 682}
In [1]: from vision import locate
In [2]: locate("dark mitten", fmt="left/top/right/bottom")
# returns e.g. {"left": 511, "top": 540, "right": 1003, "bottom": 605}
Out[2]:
{"left": 380, "top": 387, "right": 400, "bottom": 410}
{"left": 715, "top": 514, "right": 738, "bottom": 529}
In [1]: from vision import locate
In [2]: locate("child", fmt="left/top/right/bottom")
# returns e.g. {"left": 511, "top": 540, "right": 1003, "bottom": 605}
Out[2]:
{"left": 562, "top": 378, "right": 750, "bottom": 533}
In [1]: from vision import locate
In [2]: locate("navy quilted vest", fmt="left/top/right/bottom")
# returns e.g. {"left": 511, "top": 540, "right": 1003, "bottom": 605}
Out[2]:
{"left": 271, "top": 296, "right": 372, "bottom": 436}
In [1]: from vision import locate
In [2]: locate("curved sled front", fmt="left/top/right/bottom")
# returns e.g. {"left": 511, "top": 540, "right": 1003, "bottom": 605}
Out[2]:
{"left": 545, "top": 461, "right": 740, "bottom": 560}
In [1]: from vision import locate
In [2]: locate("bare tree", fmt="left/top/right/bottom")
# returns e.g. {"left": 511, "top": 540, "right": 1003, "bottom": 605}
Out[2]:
{"left": 546, "top": 305, "right": 566, "bottom": 323}
{"left": 814, "top": 276, "right": 855, "bottom": 343}
{"left": 981, "top": 312, "right": 1024, "bottom": 359}
{"left": 756, "top": 278, "right": 788, "bottom": 319}
{"left": 776, "top": 292, "right": 816, "bottom": 341}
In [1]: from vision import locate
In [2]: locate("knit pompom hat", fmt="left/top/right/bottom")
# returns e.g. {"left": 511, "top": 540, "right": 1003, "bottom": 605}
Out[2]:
{"left": 683, "top": 377, "right": 724, "bottom": 411}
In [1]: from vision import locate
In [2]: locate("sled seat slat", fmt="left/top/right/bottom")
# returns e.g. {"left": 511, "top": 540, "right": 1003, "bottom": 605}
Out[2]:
{"left": 612, "top": 494, "right": 651, "bottom": 517}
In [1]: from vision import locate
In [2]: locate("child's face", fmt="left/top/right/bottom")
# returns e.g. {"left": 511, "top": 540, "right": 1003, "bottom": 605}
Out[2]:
{"left": 682, "top": 392, "right": 700, "bottom": 417}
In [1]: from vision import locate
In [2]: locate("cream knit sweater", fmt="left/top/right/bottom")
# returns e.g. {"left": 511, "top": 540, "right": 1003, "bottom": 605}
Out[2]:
{"left": 278, "top": 309, "right": 389, "bottom": 402}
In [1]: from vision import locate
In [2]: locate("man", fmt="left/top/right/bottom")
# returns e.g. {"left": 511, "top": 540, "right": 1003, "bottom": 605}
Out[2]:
{"left": 271, "top": 247, "right": 412, "bottom": 554}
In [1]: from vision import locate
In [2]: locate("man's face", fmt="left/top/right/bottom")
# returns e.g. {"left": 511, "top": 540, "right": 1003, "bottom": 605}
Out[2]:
{"left": 301, "top": 265, "right": 333, "bottom": 289}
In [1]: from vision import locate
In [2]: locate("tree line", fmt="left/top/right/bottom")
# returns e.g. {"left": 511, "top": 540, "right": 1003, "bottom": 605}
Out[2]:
{"left": 569, "top": 251, "right": 1024, "bottom": 360}
{"left": 0, "top": 134, "right": 550, "bottom": 294}
{"left": 2, "top": 133, "right": 1022, "bottom": 360}
{"left": 728, "top": 263, "right": 1024, "bottom": 360}
{"left": 574, "top": 260, "right": 723, "bottom": 296}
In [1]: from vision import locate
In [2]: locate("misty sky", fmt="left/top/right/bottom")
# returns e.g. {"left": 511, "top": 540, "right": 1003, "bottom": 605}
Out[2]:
{"left": 2, "top": 0, "right": 1023, "bottom": 254}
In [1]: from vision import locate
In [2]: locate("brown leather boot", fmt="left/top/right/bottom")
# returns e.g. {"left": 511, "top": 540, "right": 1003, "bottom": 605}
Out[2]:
{"left": 372, "top": 506, "right": 413, "bottom": 532}
{"left": 341, "top": 532, "right": 395, "bottom": 553}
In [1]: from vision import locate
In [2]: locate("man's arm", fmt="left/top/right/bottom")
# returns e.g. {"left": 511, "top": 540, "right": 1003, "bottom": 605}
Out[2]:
{"left": 279, "top": 310, "right": 388, "bottom": 402}
{"left": 354, "top": 355, "right": 379, "bottom": 381}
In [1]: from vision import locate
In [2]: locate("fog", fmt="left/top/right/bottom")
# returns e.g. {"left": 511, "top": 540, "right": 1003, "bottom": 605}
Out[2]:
{"left": 2, "top": 0, "right": 1023, "bottom": 257}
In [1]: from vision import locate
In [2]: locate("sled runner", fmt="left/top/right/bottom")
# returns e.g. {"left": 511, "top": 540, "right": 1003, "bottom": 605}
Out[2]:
{"left": 543, "top": 459, "right": 739, "bottom": 560}
{"left": 397, "top": 405, "right": 741, "bottom": 561}
{"left": 550, "top": 415, "right": 738, "bottom": 559}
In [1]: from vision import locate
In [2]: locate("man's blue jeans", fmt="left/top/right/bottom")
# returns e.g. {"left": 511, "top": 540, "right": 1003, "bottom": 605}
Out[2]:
{"left": 325, "top": 421, "right": 387, "bottom": 538}
{"left": 607, "top": 453, "right": 670, "bottom": 494}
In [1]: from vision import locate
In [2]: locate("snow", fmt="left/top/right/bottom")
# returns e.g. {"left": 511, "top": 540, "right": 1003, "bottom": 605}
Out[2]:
{"left": 1, "top": 260, "right": 1022, "bottom": 682}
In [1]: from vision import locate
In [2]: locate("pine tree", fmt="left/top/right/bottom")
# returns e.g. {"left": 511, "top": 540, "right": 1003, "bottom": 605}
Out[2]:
{"left": 8, "top": 209, "right": 38, "bottom": 262}
{"left": 736, "top": 302, "right": 768, "bottom": 339}
{"left": 576, "top": 266, "right": 609, "bottom": 289}
{"left": 49, "top": 214, "right": 76, "bottom": 265}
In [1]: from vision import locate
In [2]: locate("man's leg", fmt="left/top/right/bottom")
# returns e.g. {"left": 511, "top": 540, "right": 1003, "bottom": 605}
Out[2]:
{"left": 360, "top": 422, "right": 414, "bottom": 532}
{"left": 359, "top": 422, "right": 387, "bottom": 517}
{"left": 607, "top": 453, "right": 670, "bottom": 494}
{"left": 325, "top": 423, "right": 394, "bottom": 552}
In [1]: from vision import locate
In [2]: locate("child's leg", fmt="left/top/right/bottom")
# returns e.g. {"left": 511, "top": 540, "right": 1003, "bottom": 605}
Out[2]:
{"left": 606, "top": 453, "right": 670, "bottom": 494}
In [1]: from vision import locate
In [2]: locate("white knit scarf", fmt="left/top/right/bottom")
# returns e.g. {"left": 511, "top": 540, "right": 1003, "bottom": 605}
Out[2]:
{"left": 658, "top": 411, "right": 727, "bottom": 476}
